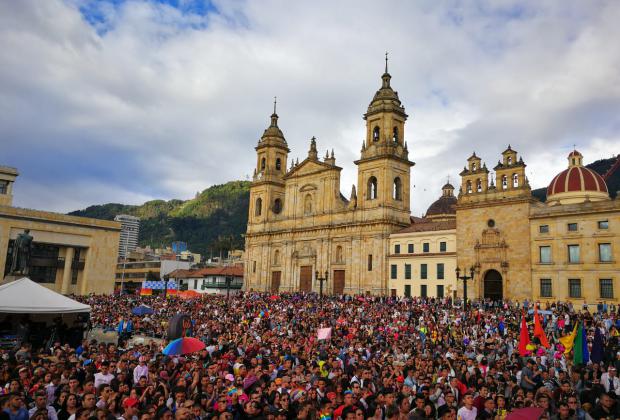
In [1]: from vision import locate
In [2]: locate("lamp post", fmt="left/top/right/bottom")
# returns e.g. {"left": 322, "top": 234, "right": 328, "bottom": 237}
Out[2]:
{"left": 225, "top": 276, "right": 231, "bottom": 300}
{"left": 163, "top": 273, "right": 169, "bottom": 297}
{"left": 315, "top": 270, "right": 328, "bottom": 303}
{"left": 455, "top": 266, "right": 475, "bottom": 310}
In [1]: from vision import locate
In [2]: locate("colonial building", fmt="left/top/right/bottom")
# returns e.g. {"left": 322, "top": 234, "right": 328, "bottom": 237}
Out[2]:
{"left": 244, "top": 65, "right": 414, "bottom": 294}
{"left": 1, "top": 166, "right": 121, "bottom": 294}
{"left": 388, "top": 183, "right": 457, "bottom": 298}
{"left": 456, "top": 148, "right": 620, "bottom": 303}
{"left": 530, "top": 151, "right": 619, "bottom": 304}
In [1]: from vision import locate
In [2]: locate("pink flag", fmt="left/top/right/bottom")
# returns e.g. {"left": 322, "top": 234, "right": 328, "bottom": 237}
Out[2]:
{"left": 317, "top": 327, "right": 332, "bottom": 340}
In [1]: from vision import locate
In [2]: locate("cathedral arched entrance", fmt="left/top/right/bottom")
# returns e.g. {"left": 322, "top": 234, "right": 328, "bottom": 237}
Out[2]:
{"left": 483, "top": 269, "right": 503, "bottom": 301}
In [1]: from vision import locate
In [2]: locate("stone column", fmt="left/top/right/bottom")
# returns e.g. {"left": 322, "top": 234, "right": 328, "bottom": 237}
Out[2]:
{"left": 79, "top": 248, "right": 90, "bottom": 295}
{"left": 61, "top": 247, "right": 74, "bottom": 295}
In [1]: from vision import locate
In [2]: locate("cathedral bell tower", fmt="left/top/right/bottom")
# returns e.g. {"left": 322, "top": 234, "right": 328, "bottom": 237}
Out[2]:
{"left": 249, "top": 100, "right": 289, "bottom": 226}
{"left": 354, "top": 55, "right": 414, "bottom": 224}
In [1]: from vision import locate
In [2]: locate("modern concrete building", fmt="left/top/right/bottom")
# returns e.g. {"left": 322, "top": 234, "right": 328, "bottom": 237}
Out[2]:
{"left": 1, "top": 166, "right": 121, "bottom": 294}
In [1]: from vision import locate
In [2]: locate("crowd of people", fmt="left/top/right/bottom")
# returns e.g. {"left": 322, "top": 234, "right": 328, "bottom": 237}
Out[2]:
{"left": 2, "top": 292, "right": 620, "bottom": 420}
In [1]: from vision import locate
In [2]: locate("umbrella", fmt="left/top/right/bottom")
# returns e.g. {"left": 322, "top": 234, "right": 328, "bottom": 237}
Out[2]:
{"left": 132, "top": 305, "right": 154, "bottom": 316}
{"left": 162, "top": 337, "right": 205, "bottom": 355}
{"left": 506, "top": 407, "right": 543, "bottom": 420}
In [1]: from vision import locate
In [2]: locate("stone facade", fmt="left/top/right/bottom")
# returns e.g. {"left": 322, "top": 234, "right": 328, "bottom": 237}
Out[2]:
{"left": 244, "top": 67, "right": 414, "bottom": 294}
{"left": 456, "top": 148, "right": 620, "bottom": 303}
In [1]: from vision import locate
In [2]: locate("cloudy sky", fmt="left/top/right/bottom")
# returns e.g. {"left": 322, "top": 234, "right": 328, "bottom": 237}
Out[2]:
{"left": 1, "top": 0, "right": 619, "bottom": 216}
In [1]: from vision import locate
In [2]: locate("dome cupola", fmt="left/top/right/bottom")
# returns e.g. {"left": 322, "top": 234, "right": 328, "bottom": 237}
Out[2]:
{"left": 426, "top": 183, "right": 457, "bottom": 221}
{"left": 546, "top": 150, "right": 609, "bottom": 205}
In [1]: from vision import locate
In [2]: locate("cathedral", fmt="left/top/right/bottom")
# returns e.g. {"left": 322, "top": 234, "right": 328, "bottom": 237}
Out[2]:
{"left": 243, "top": 63, "right": 413, "bottom": 295}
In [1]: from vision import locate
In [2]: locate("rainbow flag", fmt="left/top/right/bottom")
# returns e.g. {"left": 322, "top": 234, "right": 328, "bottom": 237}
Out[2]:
{"left": 573, "top": 321, "right": 589, "bottom": 365}
{"left": 140, "top": 288, "right": 152, "bottom": 296}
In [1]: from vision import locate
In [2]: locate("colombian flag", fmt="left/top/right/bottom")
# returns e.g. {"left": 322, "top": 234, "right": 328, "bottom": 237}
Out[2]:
{"left": 140, "top": 288, "right": 152, "bottom": 296}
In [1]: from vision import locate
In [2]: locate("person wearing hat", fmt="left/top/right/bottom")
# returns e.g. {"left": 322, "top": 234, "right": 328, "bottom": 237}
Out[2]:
{"left": 119, "top": 397, "right": 139, "bottom": 420}
{"left": 600, "top": 366, "right": 620, "bottom": 396}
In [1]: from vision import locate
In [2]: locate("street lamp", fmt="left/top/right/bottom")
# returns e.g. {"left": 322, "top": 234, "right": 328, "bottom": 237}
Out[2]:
{"left": 225, "top": 276, "right": 231, "bottom": 300}
{"left": 315, "top": 270, "right": 328, "bottom": 300}
{"left": 455, "top": 266, "right": 475, "bottom": 310}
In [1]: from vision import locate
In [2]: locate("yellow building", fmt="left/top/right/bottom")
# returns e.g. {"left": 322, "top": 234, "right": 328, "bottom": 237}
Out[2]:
{"left": 388, "top": 184, "right": 457, "bottom": 298}
{"left": 530, "top": 151, "right": 620, "bottom": 304}
{"left": 456, "top": 148, "right": 620, "bottom": 303}
{"left": 0, "top": 166, "right": 121, "bottom": 294}
{"left": 244, "top": 64, "right": 414, "bottom": 294}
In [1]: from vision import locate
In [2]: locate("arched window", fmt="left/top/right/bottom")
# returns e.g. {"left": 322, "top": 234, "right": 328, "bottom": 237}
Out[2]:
{"left": 501, "top": 175, "right": 508, "bottom": 190}
{"left": 476, "top": 179, "right": 482, "bottom": 192}
{"left": 336, "top": 246, "right": 343, "bottom": 263}
{"left": 273, "top": 250, "right": 280, "bottom": 265}
{"left": 466, "top": 180, "right": 472, "bottom": 193}
{"left": 393, "top": 177, "right": 402, "bottom": 200}
{"left": 392, "top": 127, "right": 399, "bottom": 143}
{"left": 273, "top": 198, "right": 282, "bottom": 214}
{"left": 260, "top": 158, "right": 266, "bottom": 171}
{"left": 367, "top": 176, "right": 378, "bottom": 200}
{"left": 472, "top": 162, "right": 477, "bottom": 171}
{"left": 508, "top": 156, "right": 512, "bottom": 165}
{"left": 512, "top": 173, "right": 519, "bottom": 188}
{"left": 373, "top": 126, "right": 380, "bottom": 142}
{"left": 275, "top": 158, "right": 281, "bottom": 171}
{"left": 304, "top": 194, "right": 313, "bottom": 215}
{"left": 255, "top": 197, "right": 262, "bottom": 216}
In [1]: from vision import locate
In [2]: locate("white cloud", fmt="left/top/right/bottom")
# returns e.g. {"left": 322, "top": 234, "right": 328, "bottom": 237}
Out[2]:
{"left": 0, "top": 0, "right": 619, "bottom": 217}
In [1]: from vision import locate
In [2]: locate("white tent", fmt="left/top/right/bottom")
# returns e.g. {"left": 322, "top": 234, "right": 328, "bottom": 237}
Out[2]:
{"left": 0, "top": 277, "right": 91, "bottom": 314}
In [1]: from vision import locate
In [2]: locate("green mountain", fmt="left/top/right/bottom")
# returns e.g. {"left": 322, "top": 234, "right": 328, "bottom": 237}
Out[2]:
{"left": 68, "top": 181, "right": 251, "bottom": 256}
{"left": 532, "top": 156, "right": 620, "bottom": 201}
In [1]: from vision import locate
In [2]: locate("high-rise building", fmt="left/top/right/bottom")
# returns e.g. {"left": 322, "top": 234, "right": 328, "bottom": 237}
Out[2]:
{"left": 115, "top": 214, "right": 140, "bottom": 259}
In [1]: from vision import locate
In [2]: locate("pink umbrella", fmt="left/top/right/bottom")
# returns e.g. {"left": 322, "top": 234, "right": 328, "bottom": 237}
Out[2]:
{"left": 506, "top": 407, "right": 543, "bottom": 420}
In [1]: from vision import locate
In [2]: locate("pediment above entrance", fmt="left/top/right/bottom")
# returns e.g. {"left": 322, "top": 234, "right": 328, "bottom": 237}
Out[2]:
{"left": 284, "top": 158, "right": 341, "bottom": 179}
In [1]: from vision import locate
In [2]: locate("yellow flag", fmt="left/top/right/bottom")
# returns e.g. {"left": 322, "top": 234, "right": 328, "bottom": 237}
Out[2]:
{"left": 559, "top": 323, "right": 578, "bottom": 354}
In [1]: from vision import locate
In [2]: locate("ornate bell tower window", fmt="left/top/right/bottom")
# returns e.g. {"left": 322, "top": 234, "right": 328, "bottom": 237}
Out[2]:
{"left": 275, "top": 158, "right": 281, "bottom": 171}
{"left": 392, "top": 127, "right": 399, "bottom": 143}
{"left": 501, "top": 175, "right": 508, "bottom": 190}
{"left": 260, "top": 158, "right": 266, "bottom": 171}
{"left": 393, "top": 177, "right": 402, "bottom": 200}
{"left": 255, "top": 198, "right": 262, "bottom": 216}
{"left": 373, "top": 126, "right": 380, "bottom": 142}
{"left": 368, "top": 177, "right": 378, "bottom": 200}
{"left": 466, "top": 180, "right": 472, "bottom": 194}
{"left": 512, "top": 173, "right": 518, "bottom": 187}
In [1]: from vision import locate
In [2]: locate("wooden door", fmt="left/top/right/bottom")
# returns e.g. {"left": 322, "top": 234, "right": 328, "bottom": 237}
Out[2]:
{"left": 299, "top": 266, "right": 312, "bottom": 292}
{"left": 333, "top": 270, "right": 345, "bottom": 295}
{"left": 271, "top": 271, "right": 281, "bottom": 293}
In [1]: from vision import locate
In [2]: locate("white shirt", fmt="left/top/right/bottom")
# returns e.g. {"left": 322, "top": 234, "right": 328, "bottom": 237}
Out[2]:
{"left": 457, "top": 406, "right": 477, "bottom": 420}
{"left": 94, "top": 372, "right": 115, "bottom": 388}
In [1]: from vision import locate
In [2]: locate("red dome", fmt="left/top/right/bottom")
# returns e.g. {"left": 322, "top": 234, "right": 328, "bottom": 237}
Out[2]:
{"left": 547, "top": 166, "right": 608, "bottom": 196}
